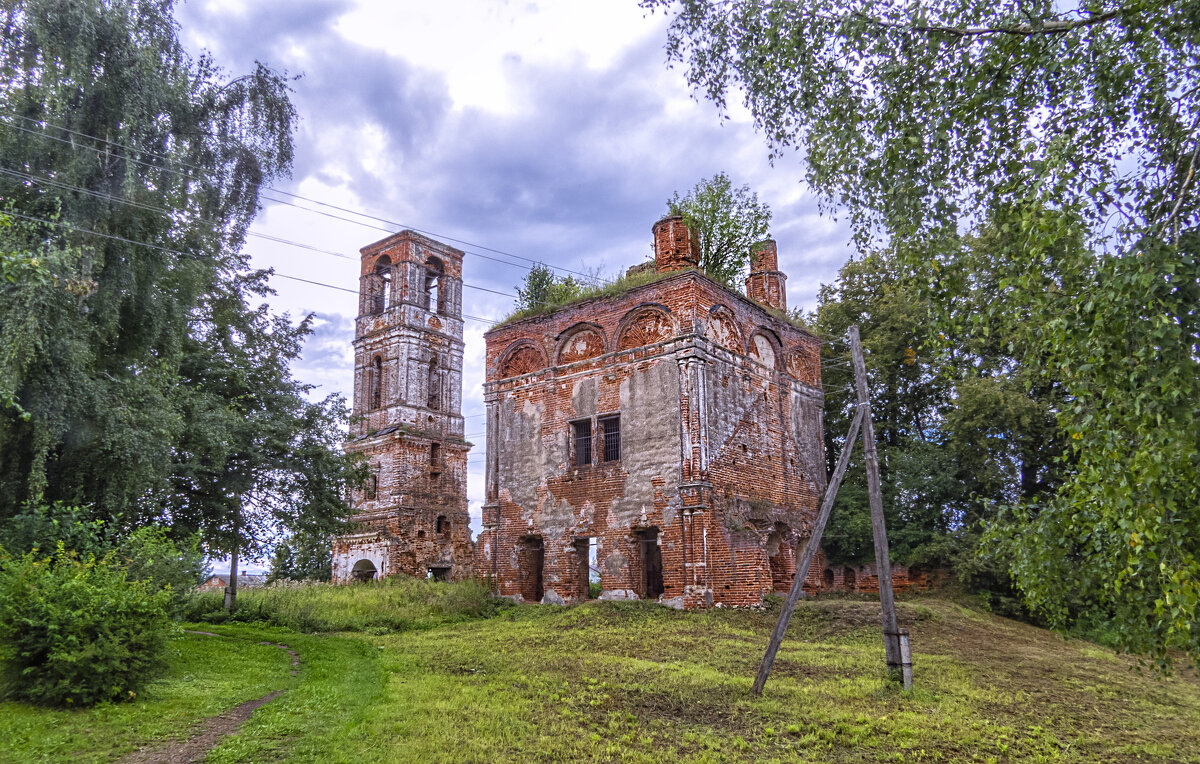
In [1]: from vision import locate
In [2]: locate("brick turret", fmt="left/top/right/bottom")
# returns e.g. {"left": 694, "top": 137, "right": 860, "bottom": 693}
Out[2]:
{"left": 652, "top": 215, "right": 699, "bottom": 273}
{"left": 745, "top": 239, "right": 787, "bottom": 312}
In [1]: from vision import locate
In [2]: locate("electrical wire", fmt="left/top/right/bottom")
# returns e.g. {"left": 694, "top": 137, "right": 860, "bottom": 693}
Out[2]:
{"left": 0, "top": 112, "right": 609, "bottom": 285}
{"left": 0, "top": 165, "right": 528, "bottom": 302}
{"left": 2, "top": 208, "right": 503, "bottom": 326}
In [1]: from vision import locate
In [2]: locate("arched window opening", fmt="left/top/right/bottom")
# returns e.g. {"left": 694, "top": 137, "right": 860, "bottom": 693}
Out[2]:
{"left": 370, "top": 256, "right": 392, "bottom": 315}
{"left": 436, "top": 515, "right": 451, "bottom": 537}
{"left": 427, "top": 356, "right": 440, "bottom": 410}
{"left": 370, "top": 356, "right": 383, "bottom": 409}
{"left": 424, "top": 257, "right": 445, "bottom": 315}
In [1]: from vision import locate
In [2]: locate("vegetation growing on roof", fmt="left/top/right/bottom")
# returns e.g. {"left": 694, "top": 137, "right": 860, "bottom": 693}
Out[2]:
{"left": 496, "top": 265, "right": 678, "bottom": 327}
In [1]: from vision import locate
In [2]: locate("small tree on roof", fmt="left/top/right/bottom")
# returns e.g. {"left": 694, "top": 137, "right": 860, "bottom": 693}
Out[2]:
{"left": 668, "top": 172, "right": 772, "bottom": 287}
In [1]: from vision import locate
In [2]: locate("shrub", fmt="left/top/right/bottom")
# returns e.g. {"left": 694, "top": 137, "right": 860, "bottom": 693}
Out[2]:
{"left": 0, "top": 502, "right": 107, "bottom": 558}
{"left": 0, "top": 505, "right": 205, "bottom": 618}
{"left": 0, "top": 549, "right": 173, "bottom": 706}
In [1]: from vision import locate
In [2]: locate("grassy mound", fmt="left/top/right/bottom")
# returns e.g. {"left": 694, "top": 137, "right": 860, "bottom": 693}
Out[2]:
{"left": 182, "top": 576, "right": 504, "bottom": 633}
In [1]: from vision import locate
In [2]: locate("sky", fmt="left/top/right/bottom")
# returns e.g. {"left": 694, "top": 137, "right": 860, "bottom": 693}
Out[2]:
{"left": 175, "top": 0, "right": 857, "bottom": 567}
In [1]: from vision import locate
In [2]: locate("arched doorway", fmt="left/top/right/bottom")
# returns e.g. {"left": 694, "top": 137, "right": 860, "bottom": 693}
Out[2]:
{"left": 351, "top": 559, "right": 377, "bottom": 583}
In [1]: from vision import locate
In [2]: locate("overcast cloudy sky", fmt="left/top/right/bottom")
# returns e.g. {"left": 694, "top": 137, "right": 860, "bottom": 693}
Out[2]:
{"left": 176, "top": 0, "right": 856, "bottom": 552}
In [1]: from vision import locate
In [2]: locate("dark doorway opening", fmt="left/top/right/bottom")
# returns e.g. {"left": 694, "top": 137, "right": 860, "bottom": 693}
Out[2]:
{"left": 428, "top": 566, "right": 450, "bottom": 582}
{"left": 843, "top": 567, "right": 857, "bottom": 590}
{"left": 823, "top": 568, "right": 835, "bottom": 589}
{"left": 638, "top": 528, "right": 664, "bottom": 600}
{"left": 351, "top": 559, "right": 377, "bottom": 583}
{"left": 766, "top": 525, "right": 791, "bottom": 592}
{"left": 572, "top": 539, "right": 591, "bottom": 601}
{"left": 519, "top": 536, "right": 545, "bottom": 603}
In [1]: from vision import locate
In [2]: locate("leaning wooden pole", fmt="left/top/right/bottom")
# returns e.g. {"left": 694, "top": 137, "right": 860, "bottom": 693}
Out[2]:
{"left": 752, "top": 405, "right": 864, "bottom": 695}
{"left": 849, "top": 325, "right": 904, "bottom": 677}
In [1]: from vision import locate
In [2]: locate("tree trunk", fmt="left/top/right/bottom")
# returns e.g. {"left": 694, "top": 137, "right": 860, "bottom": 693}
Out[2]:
{"left": 223, "top": 516, "right": 241, "bottom": 612}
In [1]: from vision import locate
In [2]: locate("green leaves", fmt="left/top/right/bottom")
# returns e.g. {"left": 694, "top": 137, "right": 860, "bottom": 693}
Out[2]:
{"left": 649, "top": 0, "right": 1200, "bottom": 663}
{"left": 667, "top": 172, "right": 772, "bottom": 287}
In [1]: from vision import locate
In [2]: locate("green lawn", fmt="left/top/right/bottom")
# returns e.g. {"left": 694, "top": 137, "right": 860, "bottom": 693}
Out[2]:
{"left": 3, "top": 584, "right": 1199, "bottom": 763}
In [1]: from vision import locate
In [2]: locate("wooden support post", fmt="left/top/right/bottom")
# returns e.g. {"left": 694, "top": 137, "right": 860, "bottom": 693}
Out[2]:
{"left": 899, "top": 631, "right": 913, "bottom": 690}
{"left": 752, "top": 406, "right": 865, "bottom": 695}
{"left": 849, "top": 325, "right": 903, "bottom": 676}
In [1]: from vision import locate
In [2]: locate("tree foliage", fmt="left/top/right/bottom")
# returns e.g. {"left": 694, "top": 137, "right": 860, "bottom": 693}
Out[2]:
{"left": 0, "top": 0, "right": 360, "bottom": 569}
{"left": 515, "top": 264, "right": 585, "bottom": 312}
{"left": 667, "top": 172, "right": 772, "bottom": 286}
{"left": 647, "top": 0, "right": 1200, "bottom": 661}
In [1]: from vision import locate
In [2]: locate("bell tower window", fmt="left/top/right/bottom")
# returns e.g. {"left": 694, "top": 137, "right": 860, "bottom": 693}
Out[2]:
{"left": 424, "top": 257, "right": 445, "bottom": 315}
{"left": 369, "top": 256, "right": 392, "bottom": 315}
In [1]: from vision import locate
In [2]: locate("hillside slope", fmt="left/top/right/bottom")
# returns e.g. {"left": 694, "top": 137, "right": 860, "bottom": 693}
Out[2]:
{"left": 235, "top": 594, "right": 1200, "bottom": 762}
{"left": 4, "top": 588, "right": 1197, "bottom": 762}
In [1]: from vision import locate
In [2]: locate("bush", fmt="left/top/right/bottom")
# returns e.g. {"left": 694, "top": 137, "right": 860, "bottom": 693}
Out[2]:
{"left": 0, "top": 502, "right": 107, "bottom": 558}
{"left": 0, "top": 505, "right": 205, "bottom": 618}
{"left": 0, "top": 549, "right": 173, "bottom": 706}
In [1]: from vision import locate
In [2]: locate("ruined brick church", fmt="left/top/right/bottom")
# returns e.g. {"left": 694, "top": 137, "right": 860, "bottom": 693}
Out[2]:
{"left": 333, "top": 215, "right": 851, "bottom": 607}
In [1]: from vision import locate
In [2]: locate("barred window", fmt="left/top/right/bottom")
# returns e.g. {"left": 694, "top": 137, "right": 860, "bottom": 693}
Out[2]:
{"left": 571, "top": 419, "right": 592, "bottom": 467}
{"left": 600, "top": 415, "right": 621, "bottom": 462}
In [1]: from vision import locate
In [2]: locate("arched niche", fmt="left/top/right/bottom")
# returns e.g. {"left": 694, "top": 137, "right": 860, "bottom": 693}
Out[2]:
{"left": 705, "top": 305, "right": 742, "bottom": 352}
{"left": 786, "top": 348, "right": 821, "bottom": 387}
{"left": 498, "top": 340, "right": 548, "bottom": 378}
{"left": 747, "top": 329, "right": 782, "bottom": 371}
{"left": 555, "top": 322, "right": 607, "bottom": 365}
{"left": 616, "top": 304, "right": 675, "bottom": 351}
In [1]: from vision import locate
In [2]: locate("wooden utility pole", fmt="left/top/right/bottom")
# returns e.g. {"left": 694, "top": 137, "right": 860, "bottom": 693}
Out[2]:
{"left": 752, "top": 406, "right": 864, "bottom": 695}
{"left": 849, "top": 325, "right": 903, "bottom": 677}
{"left": 753, "top": 324, "right": 911, "bottom": 694}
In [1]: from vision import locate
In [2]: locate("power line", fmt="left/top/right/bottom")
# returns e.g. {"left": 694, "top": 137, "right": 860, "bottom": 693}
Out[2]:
{"left": 2, "top": 208, "right": 502, "bottom": 326}
{"left": 0, "top": 112, "right": 609, "bottom": 285}
{"left": 0, "top": 163, "right": 560, "bottom": 308}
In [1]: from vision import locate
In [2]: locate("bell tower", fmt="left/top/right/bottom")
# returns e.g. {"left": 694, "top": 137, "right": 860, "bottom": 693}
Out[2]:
{"left": 332, "top": 230, "right": 474, "bottom": 583}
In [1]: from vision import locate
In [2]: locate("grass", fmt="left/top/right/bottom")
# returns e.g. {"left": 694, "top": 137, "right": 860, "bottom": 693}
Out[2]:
{"left": 4, "top": 583, "right": 1199, "bottom": 762}
{"left": 0, "top": 623, "right": 384, "bottom": 764}
{"left": 0, "top": 627, "right": 296, "bottom": 763}
{"left": 181, "top": 575, "right": 501, "bottom": 633}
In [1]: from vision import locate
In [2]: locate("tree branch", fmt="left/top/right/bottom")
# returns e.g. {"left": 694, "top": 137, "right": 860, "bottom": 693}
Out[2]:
{"left": 853, "top": 8, "right": 1123, "bottom": 38}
